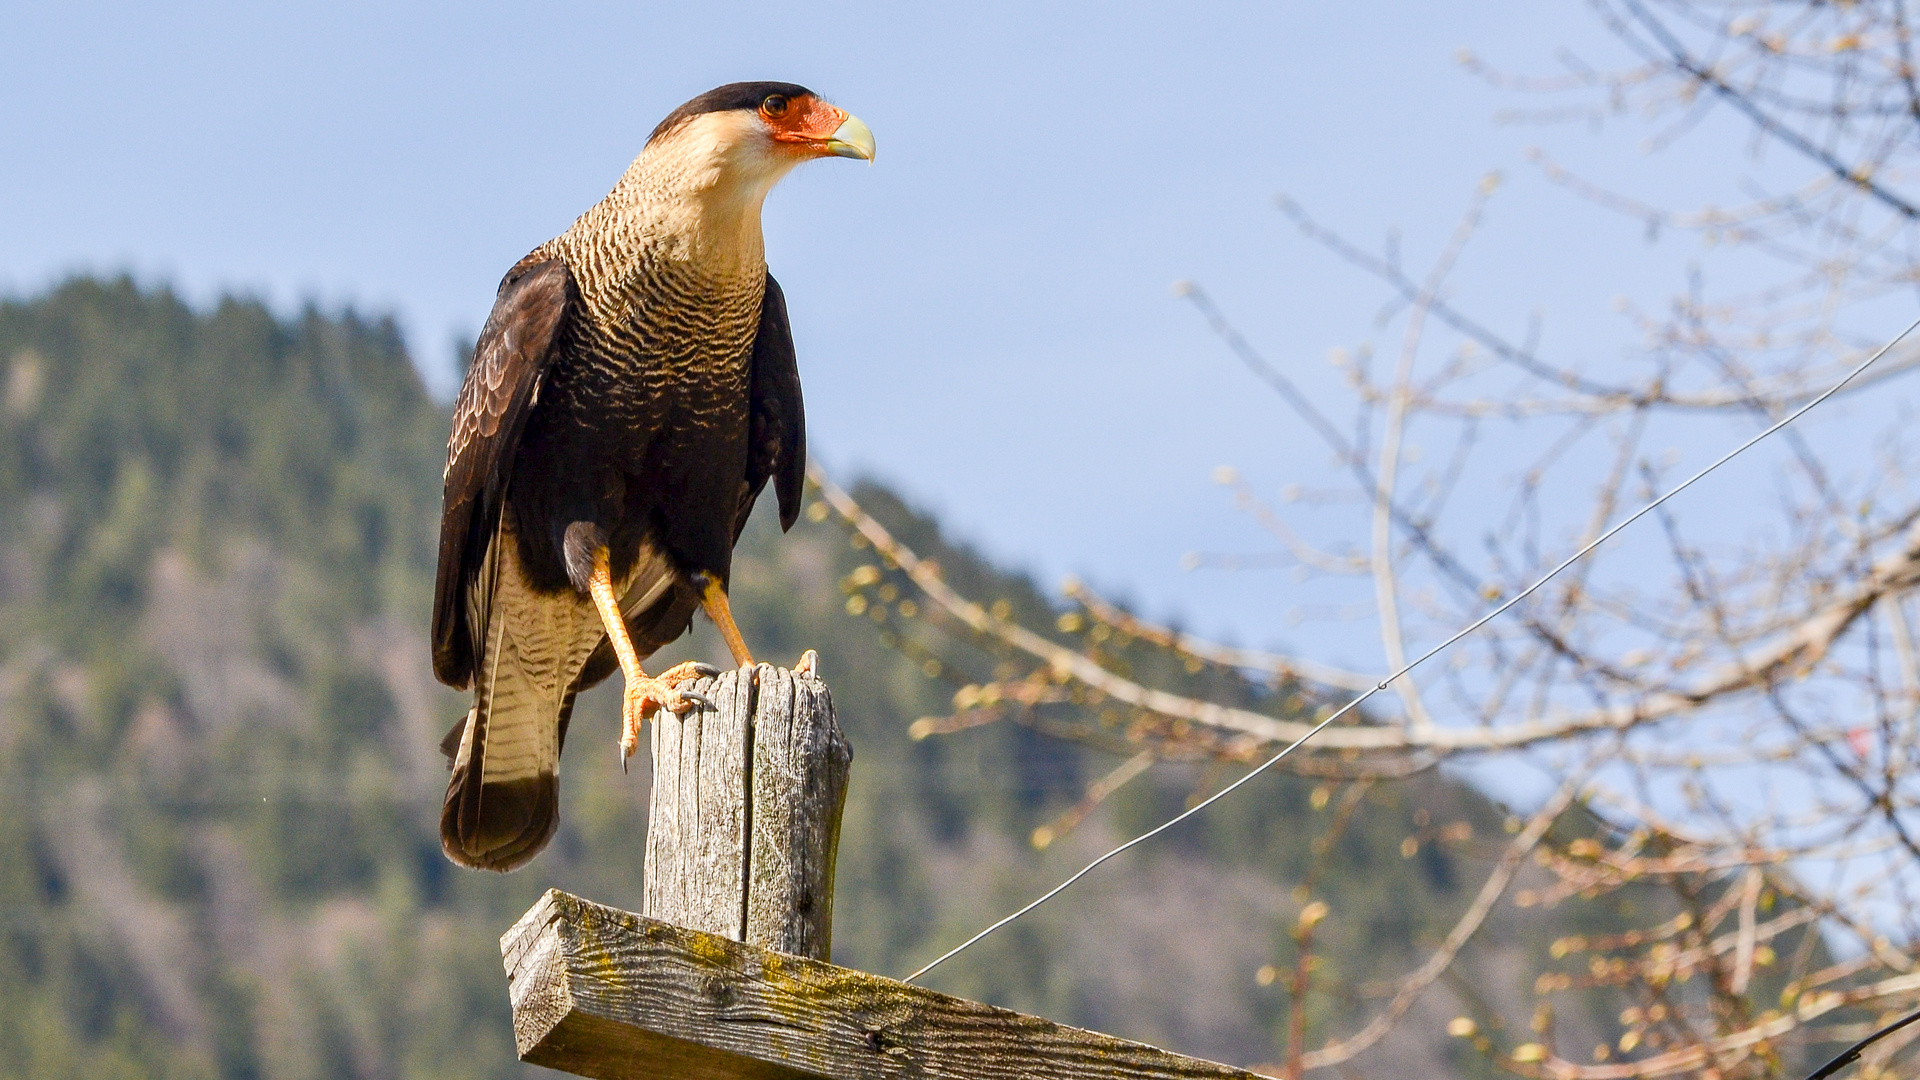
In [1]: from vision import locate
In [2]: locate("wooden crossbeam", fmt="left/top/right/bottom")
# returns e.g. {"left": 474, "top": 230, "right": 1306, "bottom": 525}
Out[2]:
{"left": 503, "top": 889, "right": 1265, "bottom": 1080}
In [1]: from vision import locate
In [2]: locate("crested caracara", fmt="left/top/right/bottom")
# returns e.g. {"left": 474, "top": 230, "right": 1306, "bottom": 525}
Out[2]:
{"left": 431, "top": 82, "right": 874, "bottom": 872}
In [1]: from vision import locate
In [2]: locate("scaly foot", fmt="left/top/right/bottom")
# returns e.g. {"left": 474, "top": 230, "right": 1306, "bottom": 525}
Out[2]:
{"left": 694, "top": 572, "right": 756, "bottom": 668}
{"left": 619, "top": 661, "right": 718, "bottom": 769}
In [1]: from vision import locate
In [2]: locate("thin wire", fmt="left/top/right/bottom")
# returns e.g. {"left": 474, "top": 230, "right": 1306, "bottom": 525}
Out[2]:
{"left": 903, "top": 315, "right": 1920, "bottom": 984}
{"left": 1802, "top": 1004, "right": 1920, "bottom": 1079}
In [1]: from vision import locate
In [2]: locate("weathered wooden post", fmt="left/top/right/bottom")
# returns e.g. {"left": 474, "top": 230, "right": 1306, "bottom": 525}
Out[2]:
{"left": 642, "top": 662, "right": 851, "bottom": 959}
{"left": 500, "top": 664, "right": 1265, "bottom": 1080}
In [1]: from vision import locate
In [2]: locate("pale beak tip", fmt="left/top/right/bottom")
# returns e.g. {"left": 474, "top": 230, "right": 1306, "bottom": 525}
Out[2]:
{"left": 826, "top": 115, "right": 876, "bottom": 163}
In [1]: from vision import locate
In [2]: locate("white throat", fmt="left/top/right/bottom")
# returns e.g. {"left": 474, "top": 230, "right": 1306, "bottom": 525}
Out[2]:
{"left": 578, "top": 110, "right": 804, "bottom": 274}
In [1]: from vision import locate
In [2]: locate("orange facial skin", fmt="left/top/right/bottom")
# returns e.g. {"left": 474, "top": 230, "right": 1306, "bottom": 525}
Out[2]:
{"left": 761, "top": 94, "right": 849, "bottom": 154}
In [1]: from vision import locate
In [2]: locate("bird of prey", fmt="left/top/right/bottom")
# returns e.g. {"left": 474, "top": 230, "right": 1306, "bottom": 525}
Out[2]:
{"left": 431, "top": 82, "right": 874, "bottom": 872}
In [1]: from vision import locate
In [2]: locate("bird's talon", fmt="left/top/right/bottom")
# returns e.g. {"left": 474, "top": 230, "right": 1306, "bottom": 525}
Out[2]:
{"left": 794, "top": 649, "right": 819, "bottom": 677}
{"left": 618, "top": 722, "right": 641, "bottom": 772}
{"left": 656, "top": 659, "right": 719, "bottom": 686}
{"left": 678, "top": 691, "right": 715, "bottom": 711}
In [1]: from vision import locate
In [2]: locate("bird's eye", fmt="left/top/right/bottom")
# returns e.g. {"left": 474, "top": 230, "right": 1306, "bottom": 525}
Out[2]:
{"left": 761, "top": 95, "right": 789, "bottom": 118}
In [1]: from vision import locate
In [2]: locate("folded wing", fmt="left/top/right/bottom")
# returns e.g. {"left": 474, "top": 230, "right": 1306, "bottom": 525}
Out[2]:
{"left": 432, "top": 258, "right": 577, "bottom": 689}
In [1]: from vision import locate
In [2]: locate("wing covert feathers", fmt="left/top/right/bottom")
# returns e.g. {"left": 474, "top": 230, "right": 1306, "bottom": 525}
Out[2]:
{"left": 431, "top": 258, "right": 577, "bottom": 689}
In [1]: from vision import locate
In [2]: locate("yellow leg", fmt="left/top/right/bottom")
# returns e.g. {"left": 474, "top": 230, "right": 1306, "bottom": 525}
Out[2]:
{"left": 698, "top": 574, "right": 756, "bottom": 668}
{"left": 588, "top": 547, "right": 643, "bottom": 686}
{"left": 589, "top": 547, "right": 715, "bottom": 767}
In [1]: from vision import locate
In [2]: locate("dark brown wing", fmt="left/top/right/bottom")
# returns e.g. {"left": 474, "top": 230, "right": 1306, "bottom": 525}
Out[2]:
{"left": 431, "top": 258, "right": 578, "bottom": 689}
{"left": 737, "top": 271, "right": 806, "bottom": 537}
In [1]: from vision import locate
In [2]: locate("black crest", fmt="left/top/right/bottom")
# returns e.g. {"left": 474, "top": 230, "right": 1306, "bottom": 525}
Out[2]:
{"left": 648, "top": 81, "right": 816, "bottom": 145}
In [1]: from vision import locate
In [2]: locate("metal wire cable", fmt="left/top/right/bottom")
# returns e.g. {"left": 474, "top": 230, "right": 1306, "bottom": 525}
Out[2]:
{"left": 1802, "top": 1005, "right": 1920, "bottom": 1080}
{"left": 903, "top": 314, "right": 1920, "bottom": 984}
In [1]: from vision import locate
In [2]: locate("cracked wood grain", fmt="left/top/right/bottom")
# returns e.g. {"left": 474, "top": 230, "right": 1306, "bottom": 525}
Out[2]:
{"left": 643, "top": 664, "right": 850, "bottom": 959}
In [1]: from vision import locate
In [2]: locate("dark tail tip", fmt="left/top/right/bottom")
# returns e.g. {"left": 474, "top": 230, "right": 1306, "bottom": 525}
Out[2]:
{"left": 440, "top": 771, "right": 559, "bottom": 872}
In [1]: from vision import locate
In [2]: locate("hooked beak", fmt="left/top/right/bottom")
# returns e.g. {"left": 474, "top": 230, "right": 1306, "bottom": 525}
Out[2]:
{"left": 824, "top": 114, "right": 876, "bottom": 162}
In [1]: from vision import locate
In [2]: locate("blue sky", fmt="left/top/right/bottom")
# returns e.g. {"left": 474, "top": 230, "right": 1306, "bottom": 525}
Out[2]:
{"left": 2, "top": 1, "right": 1785, "bottom": 671}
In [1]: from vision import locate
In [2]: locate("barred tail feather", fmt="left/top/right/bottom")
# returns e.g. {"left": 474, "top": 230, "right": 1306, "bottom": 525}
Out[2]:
{"left": 440, "top": 585, "right": 570, "bottom": 872}
{"left": 440, "top": 669, "right": 567, "bottom": 872}
{"left": 439, "top": 521, "right": 686, "bottom": 872}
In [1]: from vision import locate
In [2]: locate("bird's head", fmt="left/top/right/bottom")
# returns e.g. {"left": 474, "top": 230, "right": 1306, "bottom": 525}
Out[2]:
{"left": 641, "top": 82, "right": 874, "bottom": 209}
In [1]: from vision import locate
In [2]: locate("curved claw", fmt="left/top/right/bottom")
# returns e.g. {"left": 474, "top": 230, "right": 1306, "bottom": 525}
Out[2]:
{"left": 618, "top": 669, "right": 718, "bottom": 773}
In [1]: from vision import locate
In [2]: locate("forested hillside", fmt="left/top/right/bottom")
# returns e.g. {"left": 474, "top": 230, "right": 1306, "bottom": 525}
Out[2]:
{"left": 0, "top": 278, "right": 1634, "bottom": 1078}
